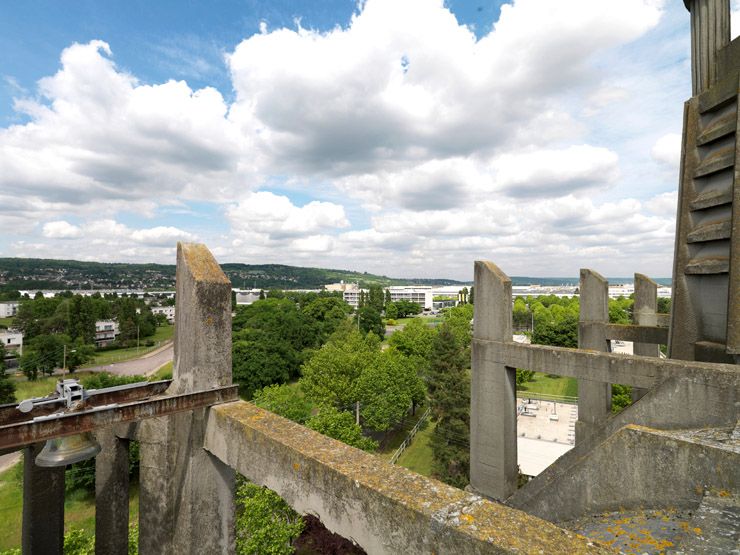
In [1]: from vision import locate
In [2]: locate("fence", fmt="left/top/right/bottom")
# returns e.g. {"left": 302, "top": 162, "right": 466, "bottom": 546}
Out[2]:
{"left": 389, "top": 406, "right": 431, "bottom": 465}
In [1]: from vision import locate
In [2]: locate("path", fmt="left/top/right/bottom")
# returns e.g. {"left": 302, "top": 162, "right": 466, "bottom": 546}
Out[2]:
{"left": 84, "top": 342, "right": 173, "bottom": 377}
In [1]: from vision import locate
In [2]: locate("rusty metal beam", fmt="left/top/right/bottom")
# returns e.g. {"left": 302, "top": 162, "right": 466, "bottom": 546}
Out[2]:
{"left": 0, "top": 385, "right": 238, "bottom": 451}
{"left": 0, "top": 380, "right": 172, "bottom": 427}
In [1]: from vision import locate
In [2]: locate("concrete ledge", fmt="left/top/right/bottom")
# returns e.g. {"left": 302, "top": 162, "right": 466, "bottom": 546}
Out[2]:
{"left": 204, "top": 401, "right": 612, "bottom": 555}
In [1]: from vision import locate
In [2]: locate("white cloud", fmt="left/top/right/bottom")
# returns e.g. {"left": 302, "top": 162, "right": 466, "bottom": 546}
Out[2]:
{"left": 42, "top": 220, "right": 82, "bottom": 239}
{"left": 227, "top": 191, "right": 349, "bottom": 241}
{"left": 651, "top": 133, "right": 681, "bottom": 166}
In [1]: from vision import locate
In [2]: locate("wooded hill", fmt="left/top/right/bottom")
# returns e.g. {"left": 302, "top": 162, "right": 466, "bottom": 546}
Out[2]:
{"left": 0, "top": 258, "right": 465, "bottom": 291}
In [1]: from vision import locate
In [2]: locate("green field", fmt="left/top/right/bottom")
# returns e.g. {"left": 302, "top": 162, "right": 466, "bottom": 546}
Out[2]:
{"left": 0, "top": 461, "right": 140, "bottom": 552}
{"left": 82, "top": 325, "right": 174, "bottom": 368}
{"left": 0, "top": 317, "right": 14, "bottom": 329}
{"left": 395, "top": 420, "right": 435, "bottom": 477}
{"left": 517, "top": 372, "right": 578, "bottom": 399}
{"left": 376, "top": 407, "right": 428, "bottom": 460}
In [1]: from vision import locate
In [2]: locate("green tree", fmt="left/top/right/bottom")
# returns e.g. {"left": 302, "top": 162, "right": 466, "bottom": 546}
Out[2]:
{"left": 384, "top": 289, "right": 392, "bottom": 307}
{"left": 385, "top": 302, "right": 398, "bottom": 320}
{"left": 428, "top": 324, "right": 470, "bottom": 488}
{"left": 367, "top": 285, "right": 384, "bottom": 312}
{"left": 0, "top": 344, "right": 16, "bottom": 404}
{"left": 235, "top": 479, "right": 304, "bottom": 555}
{"left": 253, "top": 384, "right": 313, "bottom": 424}
{"left": 233, "top": 329, "right": 299, "bottom": 399}
{"left": 355, "top": 348, "right": 424, "bottom": 432}
{"left": 355, "top": 306, "right": 384, "bottom": 338}
{"left": 300, "top": 326, "right": 378, "bottom": 409}
{"left": 306, "top": 406, "right": 378, "bottom": 451}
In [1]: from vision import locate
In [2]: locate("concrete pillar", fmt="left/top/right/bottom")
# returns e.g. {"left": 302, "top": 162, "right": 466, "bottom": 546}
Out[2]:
{"left": 632, "top": 273, "right": 660, "bottom": 403}
{"left": 470, "top": 261, "right": 517, "bottom": 501}
{"left": 577, "top": 269, "right": 611, "bottom": 444}
{"left": 22, "top": 443, "right": 64, "bottom": 554}
{"left": 685, "top": 0, "right": 730, "bottom": 95}
{"left": 95, "top": 430, "right": 130, "bottom": 555}
{"left": 139, "top": 243, "right": 235, "bottom": 555}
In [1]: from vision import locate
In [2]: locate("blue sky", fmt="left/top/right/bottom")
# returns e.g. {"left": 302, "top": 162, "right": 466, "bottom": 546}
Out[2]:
{"left": 0, "top": 0, "right": 726, "bottom": 279}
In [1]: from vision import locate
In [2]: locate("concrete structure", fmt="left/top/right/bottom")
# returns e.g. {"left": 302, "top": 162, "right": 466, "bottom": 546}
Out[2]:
{"left": 151, "top": 305, "right": 175, "bottom": 323}
{"left": 0, "top": 329, "right": 22, "bottom": 355}
{"left": 95, "top": 320, "right": 119, "bottom": 346}
{"left": 0, "top": 301, "right": 19, "bottom": 318}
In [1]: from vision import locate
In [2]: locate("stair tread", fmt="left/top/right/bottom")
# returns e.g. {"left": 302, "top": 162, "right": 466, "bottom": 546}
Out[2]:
{"left": 686, "top": 219, "right": 732, "bottom": 243}
{"left": 690, "top": 188, "right": 733, "bottom": 210}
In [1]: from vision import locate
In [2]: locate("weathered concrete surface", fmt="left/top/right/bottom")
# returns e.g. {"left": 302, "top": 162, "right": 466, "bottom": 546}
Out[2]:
{"left": 509, "top": 372, "right": 738, "bottom": 514}
{"left": 578, "top": 269, "right": 611, "bottom": 444}
{"left": 205, "top": 401, "right": 612, "bottom": 555}
{"left": 95, "top": 430, "right": 130, "bottom": 555}
{"left": 471, "top": 261, "right": 517, "bottom": 501}
{"left": 512, "top": 424, "right": 738, "bottom": 523}
{"left": 22, "top": 443, "right": 64, "bottom": 554}
{"left": 632, "top": 274, "right": 660, "bottom": 402}
{"left": 138, "top": 242, "right": 235, "bottom": 555}
{"left": 686, "top": 0, "right": 730, "bottom": 95}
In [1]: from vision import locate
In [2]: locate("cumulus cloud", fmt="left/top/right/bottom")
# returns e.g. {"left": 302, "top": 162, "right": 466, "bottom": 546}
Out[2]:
{"left": 227, "top": 191, "right": 349, "bottom": 241}
{"left": 42, "top": 221, "right": 82, "bottom": 239}
{"left": 0, "top": 0, "right": 683, "bottom": 277}
{"left": 651, "top": 133, "right": 681, "bottom": 167}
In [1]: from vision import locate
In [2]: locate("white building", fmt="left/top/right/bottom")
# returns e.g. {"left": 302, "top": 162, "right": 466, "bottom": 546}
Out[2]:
{"left": 235, "top": 289, "right": 262, "bottom": 306}
{"left": 325, "top": 281, "right": 358, "bottom": 293}
{"left": 342, "top": 288, "right": 367, "bottom": 309}
{"left": 151, "top": 306, "right": 176, "bottom": 323}
{"left": 95, "top": 320, "right": 120, "bottom": 346}
{"left": 0, "top": 301, "right": 20, "bottom": 318}
{"left": 386, "top": 286, "right": 434, "bottom": 311}
{"left": 0, "top": 330, "right": 23, "bottom": 355}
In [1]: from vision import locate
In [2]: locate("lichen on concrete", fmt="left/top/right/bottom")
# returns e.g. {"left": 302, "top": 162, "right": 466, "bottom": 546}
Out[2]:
{"left": 206, "top": 401, "right": 613, "bottom": 554}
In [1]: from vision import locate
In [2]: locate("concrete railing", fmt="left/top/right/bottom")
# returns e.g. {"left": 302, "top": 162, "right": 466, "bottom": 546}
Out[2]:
{"left": 470, "top": 260, "right": 740, "bottom": 503}
{"left": 204, "top": 400, "right": 611, "bottom": 554}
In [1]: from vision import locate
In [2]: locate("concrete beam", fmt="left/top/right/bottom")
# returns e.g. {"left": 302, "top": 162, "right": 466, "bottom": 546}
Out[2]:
{"left": 474, "top": 339, "right": 740, "bottom": 390}
{"left": 632, "top": 274, "right": 661, "bottom": 401}
{"left": 22, "top": 443, "right": 64, "bottom": 554}
{"left": 604, "top": 324, "right": 668, "bottom": 344}
{"left": 204, "top": 401, "right": 611, "bottom": 555}
{"left": 470, "top": 261, "right": 517, "bottom": 501}
{"left": 578, "top": 269, "right": 611, "bottom": 443}
{"left": 95, "top": 430, "right": 130, "bottom": 555}
{"left": 139, "top": 242, "right": 235, "bottom": 555}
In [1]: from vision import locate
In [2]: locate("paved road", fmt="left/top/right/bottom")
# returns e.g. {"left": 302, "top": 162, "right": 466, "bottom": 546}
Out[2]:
{"left": 85, "top": 342, "right": 173, "bottom": 377}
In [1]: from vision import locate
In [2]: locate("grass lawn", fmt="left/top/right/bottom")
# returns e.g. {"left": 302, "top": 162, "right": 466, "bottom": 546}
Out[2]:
{"left": 0, "top": 317, "right": 14, "bottom": 328}
{"left": 82, "top": 324, "right": 174, "bottom": 368}
{"left": 376, "top": 406, "right": 428, "bottom": 460}
{"left": 517, "top": 372, "right": 578, "bottom": 399}
{"left": 149, "top": 361, "right": 173, "bottom": 381}
{"left": 0, "top": 460, "right": 140, "bottom": 552}
{"left": 10, "top": 371, "right": 98, "bottom": 401}
{"left": 396, "top": 420, "right": 435, "bottom": 477}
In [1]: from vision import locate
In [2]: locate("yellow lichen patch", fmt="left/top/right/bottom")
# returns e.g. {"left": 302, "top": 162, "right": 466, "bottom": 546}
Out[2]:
{"left": 692, "top": 527, "right": 702, "bottom": 535}
{"left": 717, "top": 489, "right": 731, "bottom": 497}
{"left": 460, "top": 514, "right": 475, "bottom": 524}
{"left": 292, "top": 462, "right": 300, "bottom": 472}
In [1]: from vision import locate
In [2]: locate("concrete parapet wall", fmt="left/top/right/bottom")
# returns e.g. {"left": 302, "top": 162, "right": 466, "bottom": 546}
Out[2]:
{"left": 512, "top": 424, "right": 739, "bottom": 523}
{"left": 204, "top": 401, "right": 612, "bottom": 555}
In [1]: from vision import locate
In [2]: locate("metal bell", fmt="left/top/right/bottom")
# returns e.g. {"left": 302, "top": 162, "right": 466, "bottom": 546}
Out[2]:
{"left": 35, "top": 432, "right": 101, "bottom": 467}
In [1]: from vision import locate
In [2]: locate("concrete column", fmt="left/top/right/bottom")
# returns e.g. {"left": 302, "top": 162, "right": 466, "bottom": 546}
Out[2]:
{"left": 22, "top": 443, "right": 64, "bottom": 554}
{"left": 470, "top": 261, "right": 517, "bottom": 501}
{"left": 685, "top": 0, "right": 730, "bottom": 95}
{"left": 632, "top": 273, "right": 660, "bottom": 403}
{"left": 577, "top": 269, "right": 611, "bottom": 444}
{"left": 139, "top": 242, "right": 235, "bottom": 555}
{"left": 95, "top": 430, "right": 130, "bottom": 555}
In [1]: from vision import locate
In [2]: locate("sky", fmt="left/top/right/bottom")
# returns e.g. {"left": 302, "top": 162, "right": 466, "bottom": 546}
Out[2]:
{"left": 1, "top": 0, "right": 738, "bottom": 280}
